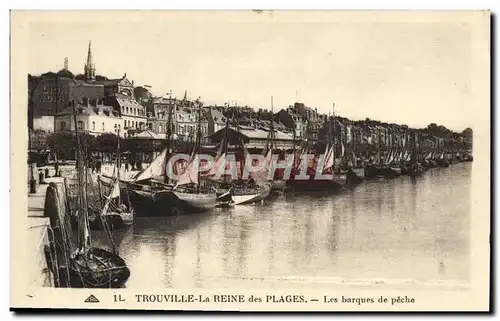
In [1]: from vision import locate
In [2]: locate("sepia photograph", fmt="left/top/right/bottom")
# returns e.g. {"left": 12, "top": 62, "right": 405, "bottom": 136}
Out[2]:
{"left": 10, "top": 10, "right": 490, "bottom": 311}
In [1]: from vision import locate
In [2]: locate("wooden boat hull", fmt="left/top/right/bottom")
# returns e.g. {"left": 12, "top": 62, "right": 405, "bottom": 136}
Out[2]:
{"left": 173, "top": 191, "right": 217, "bottom": 211}
{"left": 346, "top": 168, "right": 364, "bottom": 184}
{"left": 332, "top": 173, "right": 348, "bottom": 186}
{"left": 69, "top": 247, "right": 130, "bottom": 288}
{"left": 286, "top": 177, "right": 341, "bottom": 192}
{"left": 364, "top": 165, "right": 382, "bottom": 179}
{"left": 232, "top": 184, "right": 272, "bottom": 205}
{"left": 271, "top": 180, "right": 288, "bottom": 194}
{"left": 365, "top": 165, "right": 400, "bottom": 178}
{"left": 98, "top": 175, "right": 131, "bottom": 208}
{"left": 408, "top": 167, "right": 425, "bottom": 177}
{"left": 128, "top": 188, "right": 215, "bottom": 217}
{"left": 388, "top": 167, "right": 402, "bottom": 177}
{"left": 436, "top": 159, "right": 450, "bottom": 167}
{"left": 233, "top": 192, "right": 263, "bottom": 205}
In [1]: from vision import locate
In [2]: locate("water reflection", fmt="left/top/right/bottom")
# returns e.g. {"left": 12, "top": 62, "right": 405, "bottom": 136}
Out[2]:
{"left": 94, "top": 163, "right": 471, "bottom": 288}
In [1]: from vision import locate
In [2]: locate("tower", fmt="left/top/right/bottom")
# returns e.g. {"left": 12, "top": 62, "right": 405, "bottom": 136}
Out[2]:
{"left": 84, "top": 41, "right": 95, "bottom": 81}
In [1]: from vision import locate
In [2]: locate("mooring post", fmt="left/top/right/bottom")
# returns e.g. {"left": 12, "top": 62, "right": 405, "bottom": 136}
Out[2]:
{"left": 43, "top": 182, "right": 72, "bottom": 287}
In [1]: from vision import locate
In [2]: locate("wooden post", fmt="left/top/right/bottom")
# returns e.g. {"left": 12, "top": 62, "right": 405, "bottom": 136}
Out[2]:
{"left": 43, "top": 182, "right": 72, "bottom": 287}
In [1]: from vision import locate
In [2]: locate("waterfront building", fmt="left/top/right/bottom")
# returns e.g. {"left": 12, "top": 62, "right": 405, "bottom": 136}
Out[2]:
{"left": 29, "top": 69, "right": 104, "bottom": 132}
{"left": 146, "top": 94, "right": 209, "bottom": 141}
{"left": 54, "top": 99, "right": 123, "bottom": 137}
{"left": 276, "top": 107, "right": 307, "bottom": 140}
{"left": 206, "top": 106, "right": 227, "bottom": 135}
{"left": 106, "top": 94, "right": 147, "bottom": 133}
{"left": 29, "top": 41, "right": 141, "bottom": 134}
{"left": 208, "top": 126, "right": 297, "bottom": 150}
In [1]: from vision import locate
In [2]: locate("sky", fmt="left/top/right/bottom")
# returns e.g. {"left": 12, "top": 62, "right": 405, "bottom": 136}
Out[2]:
{"left": 26, "top": 11, "right": 479, "bottom": 132}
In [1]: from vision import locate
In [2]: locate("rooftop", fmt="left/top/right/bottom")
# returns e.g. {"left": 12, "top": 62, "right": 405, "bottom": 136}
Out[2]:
{"left": 56, "top": 104, "right": 120, "bottom": 118}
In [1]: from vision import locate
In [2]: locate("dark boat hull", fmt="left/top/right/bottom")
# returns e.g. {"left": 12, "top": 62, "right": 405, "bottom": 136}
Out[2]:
{"left": 346, "top": 168, "right": 365, "bottom": 184}
{"left": 286, "top": 177, "right": 343, "bottom": 192}
{"left": 69, "top": 247, "right": 130, "bottom": 288}
{"left": 364, "top": 165, "right": 382, "bottom": 179}
{"left": 408, "top": 164, "right": 425, "bottom": 177}
{"left": 365, "top": 165, "right": 400, "bottom": 178}
{"left": 128, "top": 188, "right": 215, "bottom": 217}
{"left": 435, "top": 158, "right": 450, "bottom": 167}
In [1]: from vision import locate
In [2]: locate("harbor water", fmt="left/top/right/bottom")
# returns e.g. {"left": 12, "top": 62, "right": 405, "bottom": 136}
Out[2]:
{"left": 92, "top": 162, "right": 471, "bottom": 289}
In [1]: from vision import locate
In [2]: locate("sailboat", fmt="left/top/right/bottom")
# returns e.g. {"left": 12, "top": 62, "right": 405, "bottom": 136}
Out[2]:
{"left": 68, "top": 101, "right": 130, "bottom": 288}
{"left": 343, "top": 122, "right": 364, "bottom": 184}
{"left": 407, "top": 130, "right": 424, "bottom": 177}
{"left": 127, "top": 99, "right": 217, "bottom": 217}
{"left": 208, "top": 106, "right": 271, "bottom": 206}
{"left": 94, "top": 129, "right": 134, "bottom": 228}
{"left": 286, "top": 105, "right": 343, "bottom": 192}
{"left": 266, "top": 97, "right": 287, "bottom": 194}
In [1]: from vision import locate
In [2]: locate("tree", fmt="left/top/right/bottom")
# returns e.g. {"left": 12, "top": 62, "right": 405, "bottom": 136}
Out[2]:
{"left": 46, "top": 132, "right": 97, "bottom": 160}
{"left": 134, "top": 86, "right": 152, "bottom": 104}
{"left": 95, "top": 133, "right": 120, "bottom": 153}
{"left": 462, "top": 128, "right": 473, "bottom": 139}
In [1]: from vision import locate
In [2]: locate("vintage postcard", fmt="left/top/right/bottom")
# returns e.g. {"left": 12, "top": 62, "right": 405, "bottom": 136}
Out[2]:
{"left": 10, "top": 10, "right": 490, "bottom": 312}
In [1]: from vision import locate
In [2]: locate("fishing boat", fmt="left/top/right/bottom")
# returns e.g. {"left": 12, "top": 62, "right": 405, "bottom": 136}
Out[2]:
{"left": 364, "top": 127, "right": 391, "bottom": 179}
{"left": 287, "top": 105, "right": 344, "bottom": 191}
{"left": 407, "top": 131, "right": 424, "bottom": 177}
{"left": 127, "top": 99, "right": 217, "bottom": 217}
{"left": 344, "top": 142, "right": 365, "bottom": 184}
{"left": 67, "top": 100, "right": 130, "bottom": 288}
{"left": 93, "top": 130, "right": 134, "bottom": 228}
{"left": 263, "top": 97, "right": 288, "bottom": 195}
{"left": 209, "top": 108, "right": 272, "bottom": 205}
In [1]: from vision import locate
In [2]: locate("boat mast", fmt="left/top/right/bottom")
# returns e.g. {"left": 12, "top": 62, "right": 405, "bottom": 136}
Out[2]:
{"left": 71, "top": 100, "right": 91, "bottom": 253}
{"left": 117, "top": 128, "right": 121, "bottom": 205}
{"left": 332, "top": 103, "right": 336, "bottom": 169}
{"left": 164, "top": 96, "right": 173, "bottom": 184}
{"left": 196, "top": 98, "right": 202, "bottom": 190}
{"left": 271, "top": 96, "right": 275, "bottom": 151}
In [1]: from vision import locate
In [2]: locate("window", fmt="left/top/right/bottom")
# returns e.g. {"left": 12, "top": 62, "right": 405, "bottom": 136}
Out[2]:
{"left": 126, "top": 107, "right": 129, "bottom": 114}
{"left": 77, "top": 121, "right": 84, "bottom": 130}
{"left": 92, "top": 121, "right": 95, "bottom": 131}
{"left": 60, "top": 121, "right": 66, "bottom": 130}
{"left": 102, "top": 122, "right": 105, "bottom": 131}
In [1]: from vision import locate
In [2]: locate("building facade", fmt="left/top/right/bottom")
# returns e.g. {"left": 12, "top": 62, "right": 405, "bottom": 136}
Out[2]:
{"left": 276, "top": 107, "right": 307, "bottom": 140}
{"left": 55, "top": 100, "right": 123, "bottom": 137}
{"left": 106, "top": 94, "right": 147, "bottom": 133}
{"left": 206, "top": 106, "right": 227, "bottom": 135}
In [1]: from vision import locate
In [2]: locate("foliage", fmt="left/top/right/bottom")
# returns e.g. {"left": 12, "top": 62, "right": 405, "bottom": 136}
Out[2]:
{"left": 134, "top": 86, "right": 152, "bottom": 104}
{"left": 46, "top": 132, "right": 97, "bottom": 160}
{"left": 95, "top": 133, "right": 123, "bottom": 152}
{"left": 461, "top": 128, "right": 473, "bottom": 139}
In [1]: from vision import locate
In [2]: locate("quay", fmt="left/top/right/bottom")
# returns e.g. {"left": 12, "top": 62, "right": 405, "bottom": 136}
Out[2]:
{"left": 27, "top": 178, "right": 58, "bottom": 287}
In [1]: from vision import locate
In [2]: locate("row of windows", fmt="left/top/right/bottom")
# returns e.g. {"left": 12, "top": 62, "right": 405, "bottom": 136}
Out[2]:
{"left": 154, "top": 124, "right": 208, "bottom": 135}
{"left": 122, "top": 106, "right": 145, "bottom": 116}
{"left": 60, "top": 121, "right": 121, "bottom": 132}
{"left": 124, "top": 120, "right": 145, "bottom": 129}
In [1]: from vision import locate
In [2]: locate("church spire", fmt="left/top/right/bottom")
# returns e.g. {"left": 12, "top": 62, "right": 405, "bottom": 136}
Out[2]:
{"left": 84, "top": 40, "right": 95, "bottom": 81}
